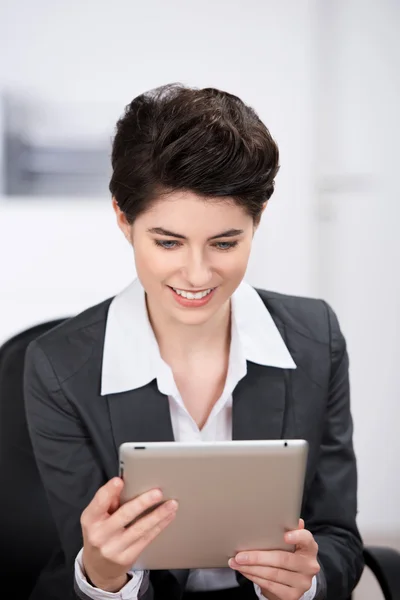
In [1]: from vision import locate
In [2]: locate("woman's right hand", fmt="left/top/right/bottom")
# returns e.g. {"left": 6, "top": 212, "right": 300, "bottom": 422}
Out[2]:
{"left": 80, "top": 477, "right": 178, "bottom": 592}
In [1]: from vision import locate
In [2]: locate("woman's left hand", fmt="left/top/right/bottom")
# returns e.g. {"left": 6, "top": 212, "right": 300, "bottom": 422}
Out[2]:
{"left": 228, "top": 519, "right": 320, "bottom": 600}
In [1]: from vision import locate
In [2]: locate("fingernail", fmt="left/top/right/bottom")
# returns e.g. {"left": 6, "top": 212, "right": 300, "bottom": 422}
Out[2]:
{"left": 235, "top": 553, "right": 248, "bottom": 564}
{"left": 167, "top": 500, "right": 178, "bottom": 510}
{"left": 113, "top": 478, "right": 122, "bottom": 487}
{"left": 151, "top": 489, "right": 162, "bottom": 500}
{"left": 228, "top": 558, "right": 235, "bottom": 568}
{"left": 286, "top": 533, "right": 294, "bottom": 541}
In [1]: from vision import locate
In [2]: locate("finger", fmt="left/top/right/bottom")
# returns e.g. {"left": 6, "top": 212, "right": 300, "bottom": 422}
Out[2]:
{"left": 109, "top": 480, "right": 124, "bottom": 515}
{"left": 285, "top": 528, "right": 317, "bottom": 551}
{"left": 232, "top": 549, "right": 320, "bottom": 580}
{"left": 86, "top": 489, "right": 168, "bottom": 550}
{"left": 229, "top": 559, "right": 309, "bottom": 589}
{"left": 234, "top": 550, "right": 299, "bottom": 573}
{"left": 118, "top": 504, "right": 178, "bottom": 565}
{"left": 118, "top": 499, "right": 178, "bottom": 552}
{"left": 109, "top": 494, "right": 120, "bottom": 515}
{"left": 104, "top": 488, "right": 164, "bottom": 535}
{"left": 81, "top": 478, "right": 124, "bottom": 527}
{"left": 284, "top": 518, "right": 305, "bottom": 540}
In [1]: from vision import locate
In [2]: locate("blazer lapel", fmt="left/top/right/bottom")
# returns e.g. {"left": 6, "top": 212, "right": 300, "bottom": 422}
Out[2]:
{"left": 107, "top": 366, "right": 287, "bottom": 444}
{"left": 233, "top": 309, "right": 290, "bottom": 441}
{"left": 232, "top": 361, "right": 288, "bottom": 441}
{"left": 107, "top": 379, "right": 175, "bottom": 449}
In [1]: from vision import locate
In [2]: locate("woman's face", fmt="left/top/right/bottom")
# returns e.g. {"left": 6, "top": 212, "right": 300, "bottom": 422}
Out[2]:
{"left": 114, "top": 191, "right": 258, "bottom": 327}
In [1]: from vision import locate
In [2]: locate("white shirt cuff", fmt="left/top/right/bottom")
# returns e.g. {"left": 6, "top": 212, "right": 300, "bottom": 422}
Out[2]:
{"left": 254, "top": 575, "right": 317, "bottom": 600}
{"left": 75, "top": 548, "right": 145, "bottom": 600}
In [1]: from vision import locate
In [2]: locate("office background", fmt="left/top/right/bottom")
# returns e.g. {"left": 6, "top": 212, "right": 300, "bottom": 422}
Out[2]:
{"left": 0, "top": 1, "right": 399, "bottom": 597}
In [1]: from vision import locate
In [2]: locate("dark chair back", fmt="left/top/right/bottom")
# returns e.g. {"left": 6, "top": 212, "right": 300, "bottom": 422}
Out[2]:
{"left": 0, "top": 320, "right": 65, "bottom": 596}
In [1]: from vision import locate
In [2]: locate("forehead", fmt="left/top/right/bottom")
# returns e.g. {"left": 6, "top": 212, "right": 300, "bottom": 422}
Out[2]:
{"left": 138, "top": 191, "right": 252, "bottom": 234}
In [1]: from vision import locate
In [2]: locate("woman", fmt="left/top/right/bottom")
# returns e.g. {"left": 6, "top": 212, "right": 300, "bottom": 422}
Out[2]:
{"left": 24, "top": 84, "right": 364, "bottom": 600}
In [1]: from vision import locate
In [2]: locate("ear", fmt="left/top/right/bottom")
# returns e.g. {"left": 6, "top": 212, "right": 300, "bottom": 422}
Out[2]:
{"left": 112, "top": 198, "right": 133, "bottom": 245}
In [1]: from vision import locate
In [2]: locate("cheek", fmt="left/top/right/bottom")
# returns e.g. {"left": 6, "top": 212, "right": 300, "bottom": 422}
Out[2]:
{"left": 133, "top": 242, "right": 158, "bottom": 279}
{"left": 220, "top": 244, "right": 252, "bottom": 275}
{"left": 134, "top": 242, "right": 178, "bottom": 282}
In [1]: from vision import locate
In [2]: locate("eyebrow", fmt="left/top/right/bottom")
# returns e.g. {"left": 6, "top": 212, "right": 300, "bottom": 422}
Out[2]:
{"left": 147, "top": 227, "right": 244, "bottom": 241}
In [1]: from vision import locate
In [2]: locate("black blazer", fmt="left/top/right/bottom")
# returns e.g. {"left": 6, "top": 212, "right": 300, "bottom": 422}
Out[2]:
{"left": 24, "top": 289, "right": 364, "bottom": 600}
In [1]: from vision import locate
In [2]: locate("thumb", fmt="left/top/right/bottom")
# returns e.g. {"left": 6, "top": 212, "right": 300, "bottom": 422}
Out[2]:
{"left": 109, "top": 481, "right": 123, "bottom": 514}
{"left": 85, "top": 478, "right": 124, "bottom": 523}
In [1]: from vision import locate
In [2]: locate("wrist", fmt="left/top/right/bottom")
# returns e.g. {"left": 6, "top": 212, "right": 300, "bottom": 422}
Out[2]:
{"left": 82, "top": 549, "right": 132, "bottom": 592}
{"left": 85, "top": 570, "right": 130, "bottom": 592}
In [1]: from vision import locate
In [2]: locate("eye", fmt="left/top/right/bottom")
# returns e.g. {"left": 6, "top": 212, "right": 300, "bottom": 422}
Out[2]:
{"left": 154, "top": 239, "right": 182, "bottom": 250}
{"left": 213, "top": 241, "right": 239, "bottom": 251}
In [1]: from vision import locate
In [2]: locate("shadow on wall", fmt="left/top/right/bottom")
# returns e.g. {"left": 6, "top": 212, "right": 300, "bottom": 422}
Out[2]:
{"left": 2, "top": 94, "right": 114, "bottom": 197}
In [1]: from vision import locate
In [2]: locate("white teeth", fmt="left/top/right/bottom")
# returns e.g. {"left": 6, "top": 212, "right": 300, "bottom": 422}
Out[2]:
{"left": 172, "top": 288, "right": 213, "bottom": 300}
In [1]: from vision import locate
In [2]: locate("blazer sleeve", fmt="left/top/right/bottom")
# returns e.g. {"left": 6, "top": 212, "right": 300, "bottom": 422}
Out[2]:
{"left": 24, "top": 340, "right": 153, "bottom": 600}
{"left": 302, "top": 304, "right": 364, "bottom": 600}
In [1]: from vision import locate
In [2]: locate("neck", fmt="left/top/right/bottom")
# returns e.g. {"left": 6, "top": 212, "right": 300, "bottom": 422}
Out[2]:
{"left": 146, "top": 296, "right": 231, "bottom": 364}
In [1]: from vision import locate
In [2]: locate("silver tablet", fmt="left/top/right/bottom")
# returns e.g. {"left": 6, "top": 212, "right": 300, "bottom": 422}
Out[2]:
{"left": 119, "top": 440, "right": 308, "bottom": 570}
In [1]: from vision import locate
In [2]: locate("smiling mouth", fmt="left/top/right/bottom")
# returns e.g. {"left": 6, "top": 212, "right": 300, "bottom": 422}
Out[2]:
{"left": 168, "top": 286, "right": 215, "bottom": 300}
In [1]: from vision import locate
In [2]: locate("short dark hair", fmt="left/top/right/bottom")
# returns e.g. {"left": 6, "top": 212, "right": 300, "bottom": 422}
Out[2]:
{"left": 109, "top": 83, "right": 279, "bottom": 223}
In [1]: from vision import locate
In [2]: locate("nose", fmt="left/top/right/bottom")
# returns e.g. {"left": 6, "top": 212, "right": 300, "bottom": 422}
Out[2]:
{"left": 182, "top": 249, "right": 213, "bottom": 289}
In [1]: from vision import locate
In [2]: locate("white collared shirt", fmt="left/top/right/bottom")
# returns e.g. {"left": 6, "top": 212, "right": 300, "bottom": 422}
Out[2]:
{"left": 75, "top": 279, "right": 316, "bottom": 600}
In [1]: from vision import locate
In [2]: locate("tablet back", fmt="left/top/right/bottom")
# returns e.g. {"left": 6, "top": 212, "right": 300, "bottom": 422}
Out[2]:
{"left": 119, "top": 440, "right": 308, "bottom": 570}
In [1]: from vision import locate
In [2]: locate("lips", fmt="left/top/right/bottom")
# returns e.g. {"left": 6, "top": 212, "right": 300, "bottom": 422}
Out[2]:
{"left": 172, "top": 287, "right": 213, "bottom": 300}
{"left": 168, "top": 286, "right": 217, "bottom": 307}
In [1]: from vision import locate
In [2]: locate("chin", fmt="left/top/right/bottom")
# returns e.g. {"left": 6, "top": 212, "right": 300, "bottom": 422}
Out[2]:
{"left": 171, "top": 309, "right": 216, "bottom": 327}
{"left": 169, "top": 301, "right": 224, "bottom": 326}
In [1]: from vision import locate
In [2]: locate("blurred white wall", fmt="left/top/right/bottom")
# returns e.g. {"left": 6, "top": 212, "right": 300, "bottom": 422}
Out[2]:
{"left": 314, "top": 0, "right": 400, "bottom": 544}
{"left": 0, "top": 0, "right": 316, "bottom": 340}
{"left": 0, "top": 1, "right": 399, "bottom": 591}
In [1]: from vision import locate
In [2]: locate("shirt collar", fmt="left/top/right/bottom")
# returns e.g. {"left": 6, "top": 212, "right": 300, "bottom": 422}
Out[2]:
{"left": 101, "top": 278, "right": 296, "bottom": 396}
